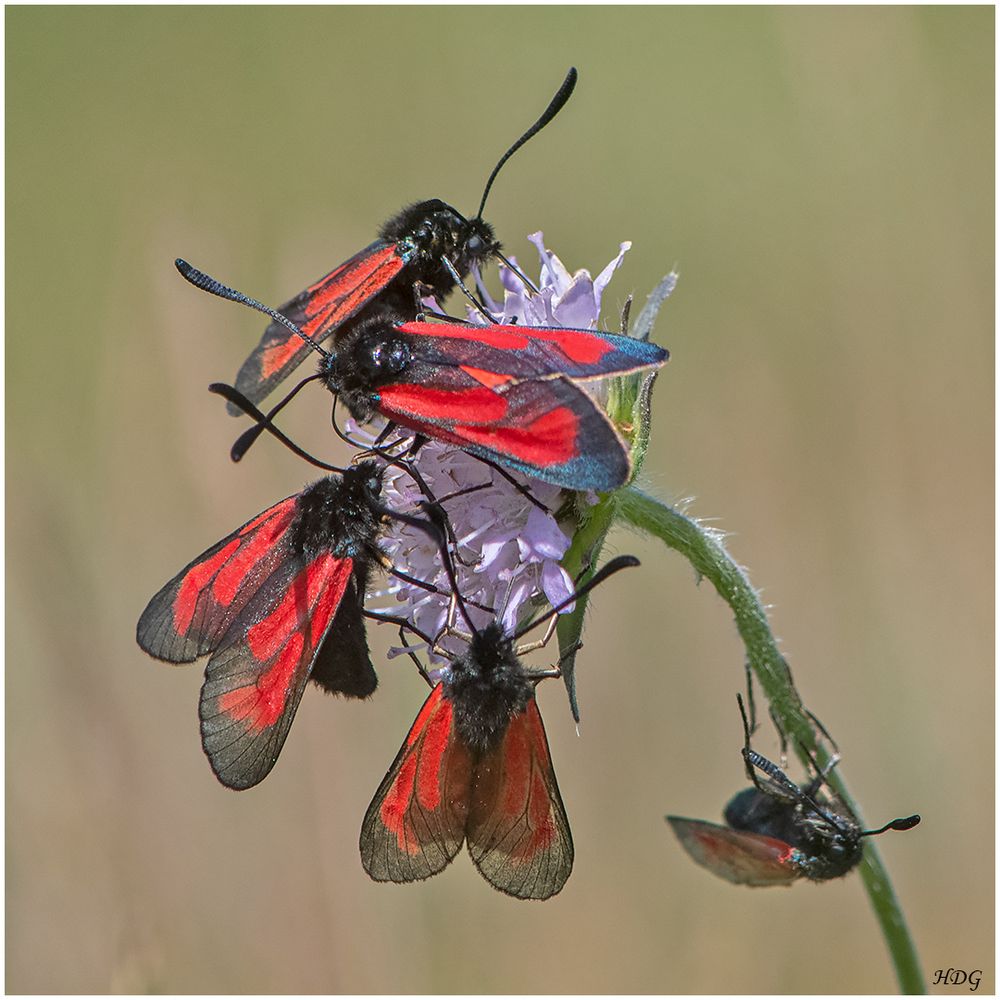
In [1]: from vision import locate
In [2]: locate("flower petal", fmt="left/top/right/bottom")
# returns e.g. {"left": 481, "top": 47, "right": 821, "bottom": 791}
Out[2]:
{"left": 517, "top": 505, "right": 571, "bottom": 562}
{"left": 528, "top": 231, "right": 572, "bottom": 292}
{"left": 541, "top": 560, "right": 575, "bottom": 612}
{"left": 593, "top": 241, "right": 632, "bottom": 307}
{"left": 552, "top": 276, "right": 598, "bottom": 329}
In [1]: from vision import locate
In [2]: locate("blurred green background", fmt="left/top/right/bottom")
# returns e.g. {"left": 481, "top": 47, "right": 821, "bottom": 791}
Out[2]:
{"left": 7, "top": 7, "right": 992, "bottom": 994}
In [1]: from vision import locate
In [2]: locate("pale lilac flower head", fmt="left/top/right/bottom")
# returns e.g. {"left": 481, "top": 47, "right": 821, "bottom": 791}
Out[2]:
{"left": 367, "top": 236, "right": 635, "bottom": 665}
{"left": 473, "top": 231, "right": 631, "bottom": 330}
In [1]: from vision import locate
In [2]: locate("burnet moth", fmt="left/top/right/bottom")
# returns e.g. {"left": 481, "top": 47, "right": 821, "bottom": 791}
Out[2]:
{"left": 175, "top": 259, "right": 668, "bottom": 492}
{"left": 136, "top": 459, "right": 438, "bottom": 790}
{"left": 359, "top": 553, "right": 640, "bottom": 900}
{"left": 666, "top": 694, "right": 920, "bottom": 886}
{"left": 230, "top": 68, "right": 578, "bottom": 412}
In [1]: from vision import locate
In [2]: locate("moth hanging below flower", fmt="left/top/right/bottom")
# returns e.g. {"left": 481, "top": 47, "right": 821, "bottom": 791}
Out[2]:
{"left": 176, "top": 259, "right": 668, "bottom": 492}
{"left": 136, "top": 461, "right": 441, "bottom": 790}
{"left": 359, "top": 555, "right": 640, "bottom": 900}
{"left": 229, "top": 68, "right": 578, "bottom": 412}
{"left": 666, "top": 694, "right": 920, "bottom": 886}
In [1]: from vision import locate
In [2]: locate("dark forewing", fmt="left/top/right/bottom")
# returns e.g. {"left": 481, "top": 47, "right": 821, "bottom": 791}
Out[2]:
{"left": 376, "top": 374, "right": 630, "bottom": 491}
{"left": 199, "top": 552, "right": 355, "bottom": 789}
{"left": 231, "top": 241, "right": 406, "bottom": 410}
{"left": 400, "top": 320, "right": 668, "bottom": 381}
{"left": 136, "top": 497, "right": 298, "bottom": 663}
{"left": 666, "top": 817, "right": 802, "bottom": 887}
{"left": 466, "top": 699, "right": 573, "bottom": 900}
{"left": 360, "top": 686, "right": 473, "bottom": 883}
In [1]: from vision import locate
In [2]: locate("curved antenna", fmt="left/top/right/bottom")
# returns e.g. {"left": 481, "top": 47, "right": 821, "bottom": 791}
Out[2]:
{"left": 208, "top": 382, "right": 348, "bottom": 474}
{"left": 510, "top": 554, "right": 639, "bottom": 643}
{"left": 362, "top": 609, "right": 438, "bottom": 652}
{"left": 493, "top": 249, "right": 540, "bottom": 296}
{"left": 737, "top": 694, "right": 852, "bottom": 832}
{"left": 211, "top": 381, "right": 490, "bottom": 625}
{"left": 415, "top": 501, "right": 479, "bottom": 636}
{"left": 735, "top": 695, "right": 921, "bottom": 840}
{"left": 230, "top": 372, "right": 327, "bottom": 462}
{"left": 215, "top": 381, "right": 415, "bottom": 486}
{"left": 174, "top": 259, "right": 330, "bottom": 360}
{"left": 862, "top": 814, "right": 921, "bottom": 837}
{"left": 475, "top": 67, "right": 577, "bottom": 221}
{"left": 222, "top": 376, "right": 457, "bottom": 549}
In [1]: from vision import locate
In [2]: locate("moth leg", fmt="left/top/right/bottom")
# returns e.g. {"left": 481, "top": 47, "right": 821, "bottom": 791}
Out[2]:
{"left": 397, "top": 625, "right": 434, "bottom": 688}
{"left": 469, "top": 455, "right": 552, "bottom": 514}
{"left": 524, "top": 667, "right": 562, "bottom": 682}
{"left": 441, "top": 255, "right": 497, "bottom": 323}
{"left": 513, "top": 612, "right": 559, "bottom": 657}
{"left": 805, "top": 707, "right": 842, "bottom": 775}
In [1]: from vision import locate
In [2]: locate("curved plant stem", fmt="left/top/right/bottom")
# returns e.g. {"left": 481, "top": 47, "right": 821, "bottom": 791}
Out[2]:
{"left": 616, "top": 484, "right": 925, "bottom": 995}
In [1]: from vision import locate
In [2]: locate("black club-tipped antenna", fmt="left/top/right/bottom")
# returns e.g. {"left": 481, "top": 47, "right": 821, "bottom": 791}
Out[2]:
{"left": 209, "top": 383, "right": 504, "bottom": 618}
{"left": 792, "top": 739, "right": 921, "bottom": 840}
{"left": 207, "top": 381, "right": 342, "bottom": 471}
{"left": 737, "top": 693, "right": 849, "bottom": 831}
{"left": 176, "top": 259, "right": 333, "bottom": 462}
{"left": 175, "top": 259, "right": 330, "bottom": 362}
{"left": 510, "top": 554, "right": 639, "bottom": 644}
{"left": 735, "top": 694, "right": 922, "bottom": 841}
{"left": 213, "top": 381, "right": 480, "bottom": 586}
{"left": 475, "top": 67, "right": 577, "bottom": 222}
{"left": 230, "top": 373, "right": 326, "bottom": 463}
{"left": 861, "top": 814, "right": 921, "bottom": 838}
{"left": 213, "top": 382, "right": 439, "bottom": 524}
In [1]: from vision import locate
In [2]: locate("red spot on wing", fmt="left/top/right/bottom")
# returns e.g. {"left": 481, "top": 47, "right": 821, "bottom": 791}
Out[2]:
{"left": 525, "top": 704, "right": 551, "bottom": 768}
{"left": 259, "top": 338, "right": 308, "bottom": 381}
{"left": 503, "top": 707, "right": 557, "bottom": 859}
{"left": 527, "top": 771, "right": 557, "bottom": 851}
{"left": 218, "top": 632, "right": 306, "bottom": 731}
{"left": 692, "top": 826, "right": 729, "bottom": 858}
{"left": 380, "top": 378, "right": 584, "bottom": 469}
{"left": 775, "top": 841, "right": 795, "bottom": 863}
{"left": 378, "top": 687, "right": 455, "bottom": 853}
{"left": 244, "top": 553, "right": 341, "bottom": 659}
{"left": 668, "top": 818, "right": 801, "bottom": 885}
{"left": 407, "top": 686, "right": 445, "bottom": 747}
{"left": 302, "top": 245, "right": 401, "bottom": 323}
{"left": 211, "top": 502, "right": 296, "bottom": 607}
{"left": 377, "top": 384, "right": 509, "bottom": 423}
{"left": 381, "top": 752, "right": 420, "bottom": 851}
{"left": 217, "top": 553, "right": 352, "bottom": 733}
{"left": 692, "top": 824, "right": 795, "bottom": 872}
{"left": 171, "top": 501, "right": 298, "bottom": 636}
{"left": 693, "top": 827, "right": 796, "bottom": 868}
{"left": 402, "top": 321, "right": 615, "bottom": 365}
{"left": 258, "top": 247, "right": 405, "bottom": 378}
{"left": 403, "top": 322, "right": 531, "bottom": 351}
{"left": 415, "top": 697, "right": 453, "bottom": 811}
{"left": 459, "top": 365, "right": 515, "bottom": 390}
{"left": 454, "top": 406, "right": 578, "bottom": 466}
{"left": 526, "top": 327, "right": 614, "bottom": 365}
{"left": 173, "top": 539, "right": 240, "bottom": 635}
{"left": 499, "top": 714, "right": 532, "bottom": 816}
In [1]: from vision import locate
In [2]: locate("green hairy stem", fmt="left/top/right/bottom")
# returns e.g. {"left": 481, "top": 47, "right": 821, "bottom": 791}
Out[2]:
{"left": 615, "top": 485, "right": 924, "bottom": 994}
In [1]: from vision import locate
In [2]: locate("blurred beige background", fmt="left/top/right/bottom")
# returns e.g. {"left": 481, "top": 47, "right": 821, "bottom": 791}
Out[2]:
{"left": 7, "top": 7, "right": 992, "bottom": 994}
